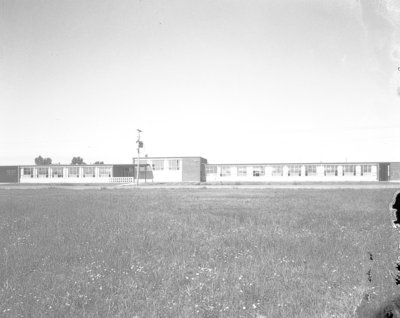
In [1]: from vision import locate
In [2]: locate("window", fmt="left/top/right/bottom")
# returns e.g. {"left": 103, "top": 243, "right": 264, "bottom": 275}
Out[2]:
{"left": 305, "top": 165, "right": 317, "bottom": 176}
{"left": 324, "top": 165, "right": 337, "bottom": 176}
{"left": 343, "top": 165, "right": 355, "bottom": 176}
{"left": 23, "top": 168, "right": 33, "bottom": 177}
{"left": 220, "top": 166, "right": 231, "bottom": 177}
{"left": 253, "top": 166, "right": 265, "bottom": 177}
{"left": 68, "top": 167, "right": 79, "bottom": 178}
{"left": 83, "top": 167, "right": 95, "bottom": 177}
{"left": 169, "top": 160, "right": 180, "bottom": 170}
{"left": 122, "top": 167, "right": 133, "bottom": 177}
{"left": 272, "top": 166, "right": 283, "bottom": 176}
{"left": 237, "top": 166, "right": 247, "bottom": 177}
{"left": 38, "top": 167, "right": 48, "bottom": 178}
{"left": 140, "top": 165, "right": 150, "bottom": 172}
{"left": 152, "top": 160, "right": 164, "bottom": 171}
{"left": 361, "top": 165, "right": 372, "bottom": 176}
{"left": 288, "top": 165, "right": 301, "bottom": 176}
{"left": 206, "top": 166, "right": 217, "bottom": 175}
{"left": 52, "top": 167, "right": 63, "bottom": 178}
{"left": 99, "top": 167, "right": 111, "bottom": 177}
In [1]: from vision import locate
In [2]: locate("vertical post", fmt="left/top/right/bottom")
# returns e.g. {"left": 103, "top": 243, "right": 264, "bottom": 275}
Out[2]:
{"left": 136, "top": 129, "right": 142, "bottom": 186}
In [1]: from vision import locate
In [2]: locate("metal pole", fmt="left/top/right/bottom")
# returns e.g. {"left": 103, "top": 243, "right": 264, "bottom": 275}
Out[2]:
{"left": 136, "top": 129, "right": 142, "bottom": 186}
{"left": 136, "top": 148, "right": 140, "bottom": 186}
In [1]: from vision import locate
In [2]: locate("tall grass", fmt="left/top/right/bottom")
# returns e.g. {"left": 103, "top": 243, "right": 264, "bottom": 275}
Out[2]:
{"left": 0, "top": 189, "right": 398, "bottom": 317}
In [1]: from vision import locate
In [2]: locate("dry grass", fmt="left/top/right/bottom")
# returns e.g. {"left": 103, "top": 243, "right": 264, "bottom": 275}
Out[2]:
{"left": 0, "top": 188, "right": 399, "bottom": 317}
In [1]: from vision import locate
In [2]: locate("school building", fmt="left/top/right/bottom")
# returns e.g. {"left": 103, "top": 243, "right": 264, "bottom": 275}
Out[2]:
{"left": 0, "top": 157, "right": 399, "bottom": 183}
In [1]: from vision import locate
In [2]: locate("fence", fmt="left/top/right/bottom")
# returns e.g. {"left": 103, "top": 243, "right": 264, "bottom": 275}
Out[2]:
{"left": 109, "top": 177, "right": 134, "bottom": 183}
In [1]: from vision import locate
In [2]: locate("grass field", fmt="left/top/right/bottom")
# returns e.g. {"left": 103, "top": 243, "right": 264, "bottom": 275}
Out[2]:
{"left": 0, "top": 188, "right": 399, "bottom": 317}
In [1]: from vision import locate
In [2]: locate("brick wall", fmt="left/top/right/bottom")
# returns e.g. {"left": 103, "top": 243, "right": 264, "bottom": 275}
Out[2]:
{"left": 390, "top": 163, "right": 400, "bottom": 181}
{"left": 200, "top": 157, "right": 207, "bottom": 182}
{"left": 0, "top": 166, "right": 19, "bottom": 183}
{"left": 182, "top": 158, "right": 207, "bottom": 182}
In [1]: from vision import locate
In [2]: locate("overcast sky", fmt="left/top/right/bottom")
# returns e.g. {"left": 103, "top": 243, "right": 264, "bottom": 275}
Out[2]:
{"left": 1, "top": 0, "right": 399, "bottom": 165}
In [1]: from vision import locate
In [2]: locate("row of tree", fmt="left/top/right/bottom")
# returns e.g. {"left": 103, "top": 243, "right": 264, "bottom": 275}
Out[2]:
{"left": 34, "top": 155, "right": 104, "bottom": 165}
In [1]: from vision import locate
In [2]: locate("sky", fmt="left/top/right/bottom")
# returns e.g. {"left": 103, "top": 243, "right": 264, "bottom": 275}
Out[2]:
{"left": 1, "top": 0, "right": 399, "bottom": 165}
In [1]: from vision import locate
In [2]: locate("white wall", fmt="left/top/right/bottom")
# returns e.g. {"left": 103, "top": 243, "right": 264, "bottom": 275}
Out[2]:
{"left": 19, "top": 166, "right": 114, "bottom": 183}
{"left": 142, "top": 159, "right": 183, "bottom": 182}
{"left": 205, "top": 164, "right": 379, "bottom": 182}
{"left": 20, "top": 177, "right": 111, "bottom": 184}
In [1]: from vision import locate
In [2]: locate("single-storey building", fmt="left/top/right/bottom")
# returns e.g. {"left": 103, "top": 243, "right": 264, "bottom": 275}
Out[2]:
{"left": 0, "top": 157, "right": 399, "bottom": 183}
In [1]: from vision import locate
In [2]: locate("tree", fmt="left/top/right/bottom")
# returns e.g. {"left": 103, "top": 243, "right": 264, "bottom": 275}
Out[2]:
{"left": 94, "top": 161, "right": 104, "bottom": 164}
{"left": 71, "top": 157, "right": 85, "bottom": 165}
{"left": 35, "top": 155, "right": 52, "bottom": 165}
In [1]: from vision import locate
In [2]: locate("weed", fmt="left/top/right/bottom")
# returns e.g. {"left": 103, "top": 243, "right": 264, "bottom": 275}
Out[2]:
{"left": 0, "top": 188, "right": 397, "bottom": 317}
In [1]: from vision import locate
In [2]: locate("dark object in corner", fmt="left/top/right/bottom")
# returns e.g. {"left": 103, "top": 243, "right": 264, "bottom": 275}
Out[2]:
{"left": 393, "top": 193, "right": 400, "bottom": 227}
{"left": 368, "top": 297, "right": 400, "bottom": 318}
{"left": 395, "top": 262, "right": 400, "bottom": 285}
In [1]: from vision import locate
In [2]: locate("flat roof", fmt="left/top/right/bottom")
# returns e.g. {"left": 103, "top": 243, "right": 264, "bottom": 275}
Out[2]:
{"left": 134, "top": 156, "right": 207, "bottom": 160}
{"left": 4, "top": 163, "right": 151, "bottom": 168}
{"left": 16, "top": 164, "right": 114, "bottom": 167}
{"left": 1, "top": 161, "right": 399, "bottom": 168}
{"left": 205, "top": 162, "right": 398, "bottom": 166}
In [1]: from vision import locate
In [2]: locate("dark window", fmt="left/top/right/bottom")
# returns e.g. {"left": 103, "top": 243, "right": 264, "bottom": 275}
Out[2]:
{"left": 288, "top": 165, "right": 301, "bottom": 176}
{"left": 220, "top": 167, "right": 231, "bottom": 177}
{"left": 343, "top": 165, "right": 355, "bottom": 176}
{"left": 305, "top": 165, "right": 317, "bottom": 176}
{"left": 152, "top": 160, "right": 164, "bottom": 171}
{"left": 52, "top": 167, "right": 63, "bottom": 178}
{"left": 253, "top": 166, "right": 265, "bottom": 177}
{"left": 324, "top": 165, "right": 337, "bottom": 176}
